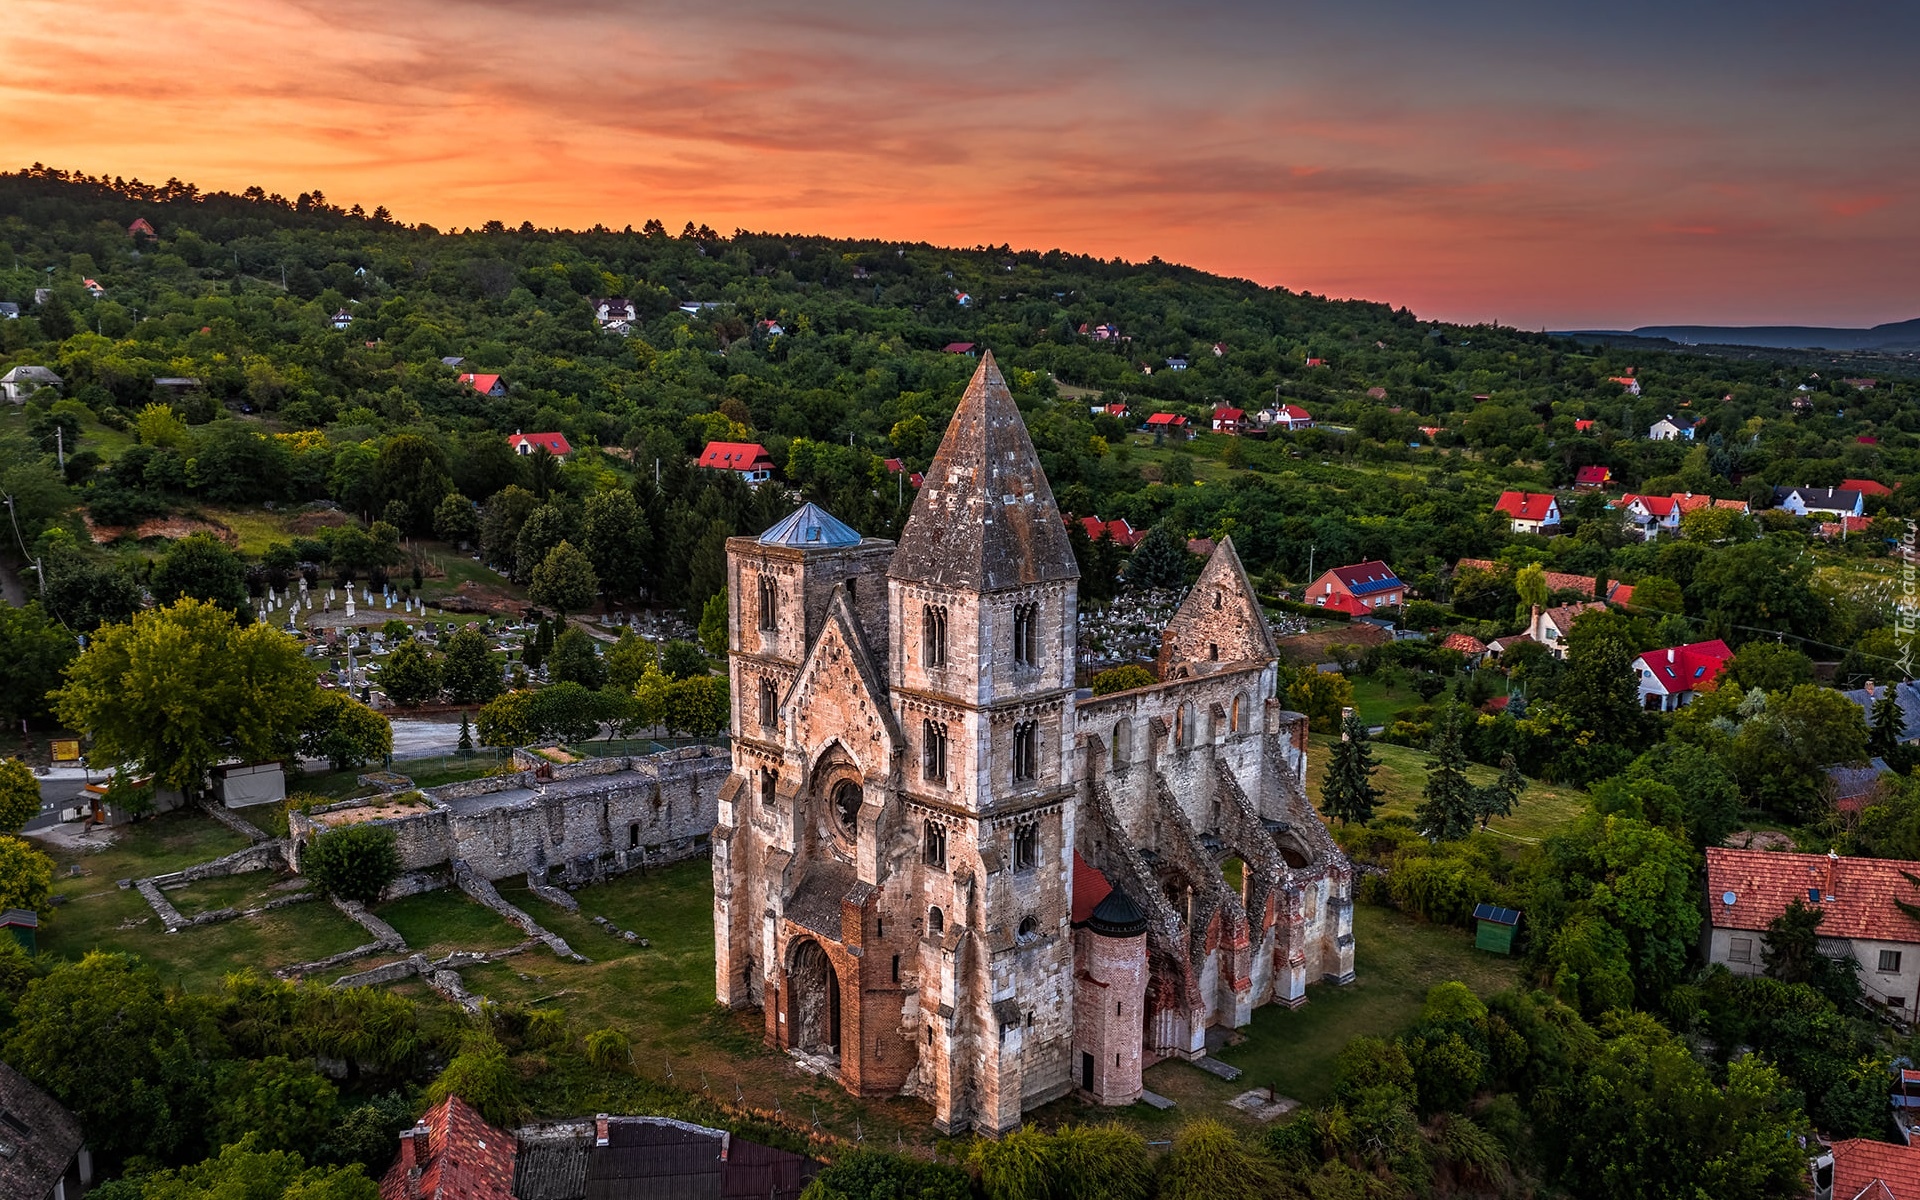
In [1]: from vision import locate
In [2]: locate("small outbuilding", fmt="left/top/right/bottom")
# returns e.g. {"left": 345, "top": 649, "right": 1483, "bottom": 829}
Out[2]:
{"left": 1473, "top": 903, "right": 1520, "bottom": 954}
{"left": 0, "top": 908, "right": 38, "bottom": 953}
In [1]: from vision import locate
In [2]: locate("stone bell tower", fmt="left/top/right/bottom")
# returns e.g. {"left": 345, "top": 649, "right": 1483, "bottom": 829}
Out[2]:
{"left": 886, "top": 352, "right": 1082, "bottom": 1133}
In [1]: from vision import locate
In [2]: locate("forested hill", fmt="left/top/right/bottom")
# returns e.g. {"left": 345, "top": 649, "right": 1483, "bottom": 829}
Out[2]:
{"left": 1, "top": 164, "right": 1915, "bottom": 604}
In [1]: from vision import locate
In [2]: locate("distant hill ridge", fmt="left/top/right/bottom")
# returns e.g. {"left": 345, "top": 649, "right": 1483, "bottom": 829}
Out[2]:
{"left": 1562, "top": 317, "right": 1920, "bottom": 352}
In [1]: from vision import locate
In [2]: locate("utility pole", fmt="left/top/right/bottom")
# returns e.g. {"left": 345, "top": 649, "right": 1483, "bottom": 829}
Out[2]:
{"left": 1307, "top": 544, "right": 1315, "bottom": 586}
{"left": 55, "top": 426, "right": 64, "bottom": 472}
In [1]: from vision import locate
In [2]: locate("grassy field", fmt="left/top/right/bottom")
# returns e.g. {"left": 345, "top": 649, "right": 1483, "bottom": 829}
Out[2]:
{"left": 1303, "top": 732, "right": 1589, "bottom": 843}
{"left": 376, "top": 889, "right": 527, "bottom": 958}
{"left": 1342, "top": 674, "right": 1427, "bottom": 727}
{"left": 30, "top": 812, "right": 372, "bottom": 992}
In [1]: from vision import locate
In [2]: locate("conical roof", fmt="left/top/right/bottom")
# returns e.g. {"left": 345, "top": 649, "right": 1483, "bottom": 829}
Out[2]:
{"left": 1086, "top": 887, "right": 1148, "bottom": 938}
{"left": 758, "top": 502, "right": 862, "bottom": 548}
{"left": 890, "top": 352, "right": 1078, "bottom": 591}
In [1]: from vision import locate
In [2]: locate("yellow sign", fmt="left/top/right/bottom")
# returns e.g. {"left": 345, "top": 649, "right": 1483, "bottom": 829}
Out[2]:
{"left": 50, "top": 739, "right": 81, "bottom": 763}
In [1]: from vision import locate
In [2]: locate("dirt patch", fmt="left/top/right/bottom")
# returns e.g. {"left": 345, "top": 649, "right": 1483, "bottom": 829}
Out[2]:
{"left": 287, "top": 510, "right": 353, "bottom": 536}
{"left": 1274, "top": 622, "right": 1391, "bottom": 665}
{"left": 83, "top": 511, "right": 237, "bottom": 546}
{"left": 314, "top": 801, "right": 431, "bottom": 827}
{"left": 439, "top": 579, "right": 530, "bottom": 616}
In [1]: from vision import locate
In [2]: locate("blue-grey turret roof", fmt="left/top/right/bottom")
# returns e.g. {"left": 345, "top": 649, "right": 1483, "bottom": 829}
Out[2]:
{"left": 758, "top": 503, "right": 863, "bottom": 548}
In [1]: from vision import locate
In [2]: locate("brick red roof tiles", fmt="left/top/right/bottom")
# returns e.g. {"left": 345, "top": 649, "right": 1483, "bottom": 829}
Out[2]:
{"left": 1637, "top": 639, "right": 1732, "bottom": 694}
{"left": 1072, "top": 852, "right": 1113, "bottom": 925}
{"left": 1706, "top": 847, "right": 1920, "bottom": 943}
{"left": 1845, "top": 478, "right": 1894, "bottom": 497}
{"left": 1541, "top": 571, "right": 1597, "bottom": 596}
{"left": 697, "top": 440, "right": 773, "bottom": 471}
{"left": 507, "top": 431, "right": 572, "bottom": 456}
{"left": 1212, "top": 407, "right": 1245, "bottom": 422}
{"left": 457, "top": 372, "right": 502, "bottom": 394}
{"left": 1494, "top": 491, "right": 1557, "bottom": 522}
{"left": 1574, "top": 465, "right": 1611, "bottom": 485}
{"left": 1441, "top": 633, "right": 1487, "bottom": 654}
{"left": 1831, "top": 1137, "right": 1920, "bottom": 1200}
{"left": 1454, "top": 558, "right": 1501, "bottom": 574}
{"left": 379, "top": 1095, "right": 516, "bottom": 1200}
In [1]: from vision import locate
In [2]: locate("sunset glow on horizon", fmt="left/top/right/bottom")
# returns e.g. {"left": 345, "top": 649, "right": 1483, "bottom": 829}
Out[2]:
{"left": 5, "top": 0, "right": 1917, "bottom": 330}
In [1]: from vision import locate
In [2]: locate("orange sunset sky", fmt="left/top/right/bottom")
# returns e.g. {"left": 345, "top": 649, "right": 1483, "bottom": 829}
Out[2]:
{"left": 4, "top": 0, "right": 1917, "bottom": 330}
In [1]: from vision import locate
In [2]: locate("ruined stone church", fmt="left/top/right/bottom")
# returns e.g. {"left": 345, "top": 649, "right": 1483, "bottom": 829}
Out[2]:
{"left": 712, "top": 353, "right": 1354, "bottom": 1133}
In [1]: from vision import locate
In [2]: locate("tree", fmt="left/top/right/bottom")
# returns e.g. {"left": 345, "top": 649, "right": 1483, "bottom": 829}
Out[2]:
{"left": 1513, "top": 561, "right": 1548, "bottom": 622}
{"left": 440, "top": 626, "right": 502, "bottom": 705}
{"left": 804, "top": 1150, "right": 972, "bottom": 1200}
{"left": 1126, "top": 523, "right": 1188, "bottom": 590}
{"left": 0, "top": 602, "right": 75, "bottom": 726}
{"left": 1155, "top": 1119, "right": 1280, "bottom": 1200}
{"left": 213, "top": 1056, "right": 340, "bottom": 1161}
{"left": 479, "top": 485, "right": 538, "bottom": 569}
{"left": 1760, "top": 898, "right": 1830, "bottom": 988}
{"left": 1871, "top": 688, "right": 1909, "bottom": 758}
{"left": 477, "top": 690, "right": 540, "bottom": 747}
{"left": 0, "top": 836, "right": 53, "bottom": 912}
{"left": 1091, "top": 664, "right": 1156, "bottom": 696}
{"left": 375, "top": 433, "right": 453, "bottom": 535}
{"left": 1543, "top": 814, "right": 1701, "bottom": 1008}
{"left": 118, "top": 1136, "right": 378, "bottom": 1200}
{"left": 1687, "top": 539, "right": 1826, "bottom": 644}
{"left": 1321, "top": 710, "right": 1383, "bottom": 826}
{"left": 698, "top": 588, "right": 728, "bottom": 658}
{"left": 301, "top": 825, "right": 400, "bottom": 904}
{"left": 605, "top": 631, "right": 656, "bottom": 692}
{"left": 3, "top": 951, "right": 209, "bottom": 1161}
{"left": 42, "top": 544, "right": 143, "bottom": 631}
{"left": 581, "top": 489, "right": 652, "bottom": 601}
{"left": 660, "top": 639, "right": 709, "bottom": 680}
{"left": 150, "top": 531, "right": 250, "bottom": 617}
{"left": 378, "top": 639, "right": 441, "bottom": 707}
{"left": 1732, "top": 684, "right": 1870, "bottom": 819}
{"left": 1283, "top": 666, "right": 1352, "bottom": 733}
{"left": 53, "top": 600, "right": 316, "bottom": 796}
{"left": 0, "top": 758, "right": 43, "bottom": 834}
{"left": 1416, "top": 705, "right": 1478, "bottom": 841}
{"left": 513, "top": 502, "right": 575, "bottom": 582}
{"left": 426, "top": 1031, "right": 524, "bottom": 1129}
{"left": 529, "top": 540, "right": 598, "bottom": 615}
{"left": 1725, "top": 641, "right": 1814, "bottom": 694}
{"left": 548, "top": 626, "right": 606, "bottom": 689}
{"left": 299, "top": 692, "right": 393, "bottom": 771}
{"left": 432, "top": 492, "right": 480, "bottom": 545}
{"left": 1556, "top": 610, "right": 1647, "bottom": 768}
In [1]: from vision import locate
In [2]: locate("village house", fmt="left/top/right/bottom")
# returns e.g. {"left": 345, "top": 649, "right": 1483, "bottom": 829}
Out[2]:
{"left": 0, "top": 302, "right": 19, "bottom": 319}
{"left": 506, "top": 431, "right": 573, "bottom": 458}
{"left": 1065, "top": 514, "right": 1144, "bottom": 548}
{"left": 1706, "top": 846, "right": 1920, "bottom": 1015}
{"left": 592, "top": 297, "right": 637, "bottom": 326}
{"left": 1493, "top": 491, "right": 1560, "bottom": 535}
{"left": 1143, "top": 411, "right": 1191, "bottom": 439}
{"left": 1775, "top": 486, "right": 1865, "bottom": 519}
{"left": 0, "top": 1062, "right": 90, "bottom": 1200}
{"left": 1440, "top": 632, "right": 1489, "bottom": 665}
{"left": 1843, "top": 477, "right": 1894, "bottom": 498}
{"left": 1646, "top": 414, "right": 1696, "bottom": 441}
{"left": 1165, "top": 355, "right": 1189, "bottom": 371}
{"left": 1841, "top": 680, "right": 1920, "bottom": 744}
{"left": 1815, "top": 1138, "right": 1920, "bottom": 1200}
{"left": 329, "top": 308, "right": 353, "bottom": 330}
{"left": 1573, "top": 465, "right": 1612, "bottom": 490}
{"left": 1211, "top": 406, "right": 1246, "bottom": 435}
{"left": 1090, "top": 400, "right": 1129, "bottom": 421}
{"left": 1259, "top": 403, "right": 1314, "bottom": 431}
{"left": 697, "top": 440, "right": 776, "bottom": 483}
{"left": 884, "top": 458, "right": 925, "bottom": 489}
{"left": 943, "top": 342, "right": 977, "bottom": 355}
{"left": 458, "top": 372, "right": 508, "bottom": 397}
{"left": 1634, "top": 639, "right": 1732, "bottom": 710}
{"left": 1306, "top": 561, "right": 1405, "bottom": 616}
{"left": 1672, "top": 492, "right": 1750, "bottom": 517}
{"left": 1, "top": 365, "right": 62, "bottom": 404}
{"left": 713, "top": 355, "right": 1353, "bottom": 1134}
{"left": 1526, "top": 601, "right": 1605, "bottom": 659}
{"left": 127, "top": 217, "right": 157, "bottom": 240}
{"left": 1573, "top": 418, "right": 1596, "bottom": 432}
{"left": 1620, "top": 493, "right": 1681, "bottom": 540}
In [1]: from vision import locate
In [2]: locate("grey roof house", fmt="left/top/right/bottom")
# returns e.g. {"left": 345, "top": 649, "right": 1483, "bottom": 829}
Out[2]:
{"left": 1843, "top": 680, "right": 1920, "bottom": 744}
{"left": 0, "top": 1062, "right": 90, "bottom": 1200}
{"left": 0, "top": 366, "right": 62, "bottom": 404}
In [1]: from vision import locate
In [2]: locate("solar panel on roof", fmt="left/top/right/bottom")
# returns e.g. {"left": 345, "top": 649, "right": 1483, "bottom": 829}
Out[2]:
{"left": 1472, "top": 903, "right": 1519, "bottom": 925}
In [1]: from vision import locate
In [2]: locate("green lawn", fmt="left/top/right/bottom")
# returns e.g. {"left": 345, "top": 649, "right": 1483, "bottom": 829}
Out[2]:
{"left": 1304, "top": 733, "right": 1588, "bottom": 844}
{"left": 1142, "top": 904, "right": 1524, "bottom": 1114}
{"left": 1342, "top": 674, "right": 1427, "bottom": 727}
{"left": 375, "top": 890, "right": 526, "bottom": 957}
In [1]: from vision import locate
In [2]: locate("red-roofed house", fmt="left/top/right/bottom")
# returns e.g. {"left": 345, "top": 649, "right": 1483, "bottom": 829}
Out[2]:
{"left": 885, "top": 458, "right": 925, "bottom": 490}
{"left": 1608, "top": 372, "right": 1641, "bottom": 396}
{"left": 1261, "top": 403, "right": 1314, "bottom": 431}
{"left": 1306, "top": 561, "right": 1404, "bottom": 615}
{"left": 1845, "top": 478, "right": 1895, "bottom": 498}
{"left": 1494, "top": 491, "right": 1561, "bottom": 535}
{"left": 1819, "top": 515, "right": 1878, "bottom": 540}
{"left": 697, "top": 440, "right": 775, "bottom": 483}
{"left": 1573, "top": 418, "right": 1596, "bottom": 432}
{"left": 1821, "top": 1137, "right": 1920, "bottom": 1199}
{"left": 1634, "top": 639, "right": 1732, "bottom": 710}
{"left": 379, "top": 1095, "right": 516, "bottom": 1200}
{"left": 1304, "top": 357, "right": 1325, "bottom": 367}
{"left": 457, "top": 372, "right": 507, "bottom": 397}
{"left": 1211, "top": 406, "right": 1246, "bottom": 435}
{"left": 1573, "top": 465, "right": 1611, "bottom": 490}
{"left": 1441, "top": 633, "right": 1488, "bottom": 664}
{"left": 1091, "top": 401, "right": 1130, "bottom": 420}
{"left": 1144, "top": 412, "right": 1191, "bottom": 439}
{"left": 1066, "top": 515, "right": 1143, "bottom": 548}
{"left": 506, "top": 430, "right": 572, "bottom": 458}
{"left": 1621, "top": 493, "right": 1680, "bottom": 540}
{"left": 128, "top": 217, "right": 157, "bottom": 240}
{"left": 1707, "top": 847, "right": 1920, "bottom": 1014}
{"left": 943, "top": 342, "right": 976, "bottom": 355}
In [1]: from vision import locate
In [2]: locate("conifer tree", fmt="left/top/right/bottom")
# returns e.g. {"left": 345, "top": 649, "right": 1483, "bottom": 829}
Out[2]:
{"left": 1870, "top": 688, "right": 1907, "bottom": 757}
{"left": 458, "top": 711, "right": 474, "bottom": 755}
{"left": 1321, "top": 709, "right": 1382, "bottom": 826}
{"left": 1474, "top": 753, "right": 1527, "bottom": 829}
{"left": 1415, "top": 704, "right": 1478, "bottom": 841}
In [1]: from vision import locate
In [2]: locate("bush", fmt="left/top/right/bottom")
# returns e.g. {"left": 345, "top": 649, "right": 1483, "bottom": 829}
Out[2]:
{"left": 583, "top": 1026, "right": 631, "bottom": 1072}
{"left": 1090, "top": 664, "right": 1156, "bottom": 696}
{"left": 301, "top": 825, "right": 401, "bottom": 903}
{"left": 425, "top": 1030, "right": 524, "bottom": 1129}
{"left": 802, "top": 1149, "right": 972, "bottom": 1200}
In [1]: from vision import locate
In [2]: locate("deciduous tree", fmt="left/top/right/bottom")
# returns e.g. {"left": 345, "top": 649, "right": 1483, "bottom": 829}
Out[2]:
{"left": 529, "top": 541, "right": 598, "bottom": 615}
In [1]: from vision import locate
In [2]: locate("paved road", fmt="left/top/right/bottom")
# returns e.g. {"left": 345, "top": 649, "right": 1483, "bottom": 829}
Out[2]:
{"left": 23, "top": 766, "right": 96, "bottom": 833}
{"left": 389, "top": 715, "right": 468, "bottom": 760}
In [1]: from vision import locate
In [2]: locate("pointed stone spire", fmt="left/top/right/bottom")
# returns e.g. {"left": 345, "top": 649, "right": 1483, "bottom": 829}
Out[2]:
{"left": 890, "top": 351, "right": 1078, "bottom": 592}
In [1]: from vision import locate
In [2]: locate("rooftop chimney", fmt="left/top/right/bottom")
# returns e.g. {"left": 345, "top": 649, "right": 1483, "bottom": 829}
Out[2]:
{"left": 1826, "top": 849, "right": 1839, "bottom": 899}
{"left": 1667, "top": 648, "right": 1675, "bottom": 663}
{"left": 596, "top": 1113, "right": 611, "bottom": 1147}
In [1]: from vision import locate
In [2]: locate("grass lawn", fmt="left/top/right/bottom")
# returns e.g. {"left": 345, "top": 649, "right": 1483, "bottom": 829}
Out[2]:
{"left": 1342, "top": 674, "right": 1427, "bottom": 727}
{"left": 1140, "top": 904, "right": 1524, "bottom": 1116}
{"left": 1304, "top": 733, "right": 1588, "bottom": 844}
{"left": 375, "top": 890, "right": 526, "bottom": 958}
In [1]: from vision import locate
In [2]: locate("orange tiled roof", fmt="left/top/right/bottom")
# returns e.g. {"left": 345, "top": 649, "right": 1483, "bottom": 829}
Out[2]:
{"left": 1454, "top": 558, "right": 1501, "bottom": 574}
{"left": 1541, "top": 570, "right": 1597, "bottom": 596}
{"left": 1831, "top": 1137, "right": 1920, "bottom": 1200}
{"left": 1707, "top": 847, "right": 1920, "bottom": 943}
{"left": 1442, "top": 633, "right": 1488, "bottom": 654}
{"left": 379, "top": 1095, "right": 515, "bottom": 1200}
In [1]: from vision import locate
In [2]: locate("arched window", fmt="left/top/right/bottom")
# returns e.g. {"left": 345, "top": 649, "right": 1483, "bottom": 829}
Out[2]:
{"left": 921, "top": 604, "right": 948, "bottom": 668}
{"left": 1179, "top": 704, "right": 1196, "bottom": 747}
{"left": 923, "top": 820, "right": 947, "bottom": 868}
{"left": 757, "top": 575, "right": 778, "bottom": 631}
{"left": 1230, "top": 695, "right": 1243, "bottom": 733}
{"left": 760, "top": 769, "right": 777, "bottom": 807}
{"left": 1111, "top": 720, "right": 1129, "bottom": 769}
{"left": 1213, "top": 588, "right": 1224, "bottom": 610}
{"left": 928, "top": 906, "right": 945, "bottom": 934}
{"left": 922, "top": 719, "right": 948, "bottom": 782}
{"left": 1012, "top": 602, "right": 1039, "bottom": 666}
{"left": 1209, "top": 642, "right": 1219, "bottom": 661}
{"left": 1013, "top": 823, "right": 1038, "bottom": 871}
{"left": 1012, "top": 721, "right": 1038, "bottom": 782}
{"left": 758, "top": 678, "right": 778, "bottom": 728}
{"left": 832, "top": 779, "right": 862, "bottom": 833}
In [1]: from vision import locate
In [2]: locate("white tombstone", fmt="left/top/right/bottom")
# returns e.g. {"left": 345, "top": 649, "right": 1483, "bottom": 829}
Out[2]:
{"left": 345, "top": 597, "right": 355, "bottom": 618}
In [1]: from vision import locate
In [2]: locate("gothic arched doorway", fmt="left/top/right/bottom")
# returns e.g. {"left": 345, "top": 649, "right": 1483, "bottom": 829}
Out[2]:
{"left": 787, "top": 938, "right": 841, "bottom": 1060}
